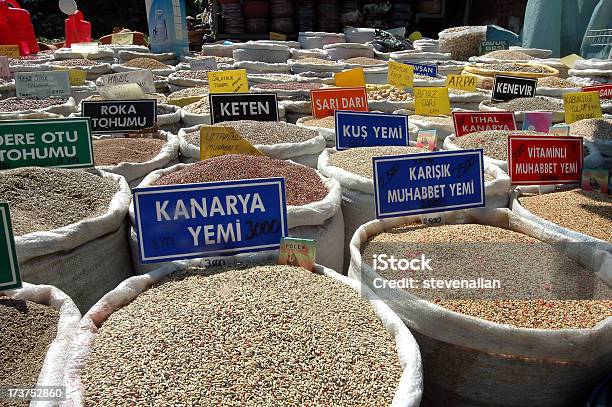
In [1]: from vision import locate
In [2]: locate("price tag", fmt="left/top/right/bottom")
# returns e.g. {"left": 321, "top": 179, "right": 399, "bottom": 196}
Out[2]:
{"left": 446, "top": 74, "right": 477, "bottom": 92}
{"left": 0, "top": 203, "right": 21, "bottom": 290}
{"left": 420, "top": 212, "right": 445, "bottom": 226}
{"left": 581, "top": 169, "right": 609, "bottom": 195}
{"left": 522, "top": 112, "right": 552, "bottom": 132}
{"left": 563, "top": 91, "right": 603, "bottom": 124}
{"left": 208, "top": 69, "right": 249, "bottom": 94}
{"left": 99, "top": 83, "right": 146, "bottom": 100}
{"left": 416, "top": 129, "right": 437, "bottom": 151}
{"left": 0, "top": 118, "right": 93, "bottom": 170}
{"left": 15, "top": 71, "right": 71, "bottom": 99}
{"left": 199, "top": 126, "right": 264, "bottom": 160}
{"left": 278, "top": 237, "right": 317, "bottom": 272}
{"left": 414, "top": 87, "right": 451, "bottom": 116}
{"left": 0, "top": 45, "right": 20, "bottom": 58}
{"left": 132, "top": 178, "right": 289, "bottom": 263}
{"left": 310, "top": 87, "right": 368, "bottom": 119}
{"left": 111, "top": 33, "right": 134, "bottom": 45}
{"left": 387, "top": 60, "right": 414, "bottom": 89}
{"left": 82, "top": 99, "right": 157, "bottom": 134}
{"left": 549, "top": 125, "right": 570, "bottom": 136}
{"left": 209, "top": 93, "right": 279, "bottom": 124}
{"left": 71, "top": 42, "right": 99, "bottom": 57}
{"left": 582, "top": 84, "right": 612, "bottom": 100}
{"left": 55, "top": 67, "right": 87, "bottom": 86}
{"left": 0, "top": 56, "right": 9, "bottom": 78}
{"left": 372, "top": 150, "right": 486, "bottom": 218}
{"left": 100, "top": 70, "right": 156, "bottom": 94}
{"left": 452, "top": 111, "right": 517, "bottom": 137}
{"left": 269, "top": 32, "right": 287, "bottom": 41}
{"left": 190, "top": 57, "right": 217, "bottom": 71}
{"left": 334, "top": 67, "right": 366, "bottom": 87}
{"left": 335, "top": 111, "right": 408, "bottom": 150}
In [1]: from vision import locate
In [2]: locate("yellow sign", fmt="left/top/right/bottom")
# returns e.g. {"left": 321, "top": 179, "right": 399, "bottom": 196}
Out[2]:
{"left": 55, "top": 67, "right": 87, "bottom": 86}
{"left": 563, "top": 91, "right": 603, "bottom": 124}
{"left": 200, "top": 126, "right": 264, "bottom": 160}
{"left": 208, "top": 69, "right": 249, "bottom": 94}
{"left": 0, "top": 45, "right": 20, "bottom": 58}
{"left": 446, "top": 74, "right": 477, "bottom": 92}
{"left": 560, "top": 54, "right": 584, "bottom": 69}
{"left": 167, "top": 95, "right": 204, "bottom": 108}
{"left": 414, "top": 87, "right": 451, "bottom": 116}
{"left": 99, "top": 83, "right": 145, "bottom": 100}
{"left": 111, "top": 33, "right": 134, "bottom": 45}
{"left": 334, "top": 67, "right": 366, "bottom": 87}
{"left": 269, "top": 32, "right": 287, "bottom": 41}
{"left": 387, "top": 61, "right": 413, "bottom": 89}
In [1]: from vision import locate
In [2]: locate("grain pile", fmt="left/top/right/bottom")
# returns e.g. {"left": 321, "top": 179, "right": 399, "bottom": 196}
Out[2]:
{"left": 367, "top": 86, "right": 414, "bottom": 102}
{"left": 168, "top": 86, "right": 209, "bottom": 99}
{"left": 519, "top": 190, "right": 612, "bottom": 242}
{"left": 303, "top": 116, "right": 335, "bottom": 128}
{"left": 252, "top": 82, "right": 322, "bottom": 91}
{"left": 82, "top": 265, "right": 402, "bottom": 406}
{"left": 51, "top": 59, "right": 102, "bottom": 67}
{"left": 0, "top": 296, "right": 59, "bottom": 403}
{"left": 154, "top": 155, "right": 328, "bottom": 206}
{"left": 487, "top": 97, "right": 564, "bottom": 111}
{"left": 477, "top": 63, "right": 552, "bottom": 74}
{"left": 93, "top": 138, "right": 166, "bottom": 166}
{"left": 569, "top": 118, "right": 612, "bottom": 142}
{"left": 0, "top": 97, "right": 69, "bottom": 112}
{"left": 439, "top": 26, "right": 486, "bottom": 60}
{"left": 342, "top": 57, "right": 384, "bottom": 66}
{"left": 182, "top": 97, "right": 210, "bottom": 114}
{"left": 361, "top": 224, "right": 612, "bottom": 329}
{"left": 329, "top": 146, "right": 428, "bottom": 179}
{"left": 452, "top": 130, "right": 548, "bottom": 160}
{"left": 124, "top": 58, "right": 169, "bottom": 70}
{"left": 537, "top": 76, "right": 578, "bottom": 88}
{"left": 0, "top": 168, "right": 117, "bottom": 235}
{"left": 410, "top": 115, "right": 453, "bottom": 125}
{"left": 483, "top": 50, "right": 535, "bottom": 60}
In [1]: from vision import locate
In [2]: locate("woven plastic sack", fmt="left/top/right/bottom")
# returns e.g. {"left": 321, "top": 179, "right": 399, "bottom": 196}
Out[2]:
{"left": 180, "top": 107, "right": 211, "bottom": 127}
{"left": 118, "top": 51, "right": 178, "bottom": 65}
{"left": 1, "top": 282, "right": 81, "bottom": 405}
{"left": 389, "top": 50, "right": 451, "bottom": 62}
{"left": 247, "top": 73, "right": 297, "bottom": 84}
{"left": 479, "top": 98, "right": 566, "bottom": 124}
{"left": 111, "top": 63, "right": 176, "bottom": 77}
{"left": 156, "top": 104, "right": 181, "bottom": 128}
{"left": 15, "top": 170, "right": 133, "bottom": 313}
{"left": 438, "top": 26, "right": 487, "bottom": 61}
{"left": 71, "top": 81, "right": 97, "bottom": 105}
{"left": 62, "top": 258, "right": 423, "bottom": 406}
{"left": 298, "top": 32, "right": 346, "bottom": 49}
{"left": 509, "top": 46, "right": 552, "bottom": 59}
{"left": 53, "top": 47, "right": 115, "bottom": 62}
{"left": 104, "top": 44, "right": 150, "bottom": 57}
{"left": 288, "top": 59, "right": 347, "bottom": 74}
{"left": 0, "top": 97, "right": 76, "bottom": 120}
{"left": 233, "top": 43, "right": 290, "bottom": 63}
{"left": 45, "top": 61, "right": 112, "bottom": 81}
{"left": 290, "top": 48, "right": 328, "bottom": 60}
{"left": 0, "top": 79, "right": 16, "bottom": 99}
{"left": 296, "top": 116, "right": 336, "bottom": 147}
{"left": 167, "top": 72, "right": 209, "bottom": 88}
{"left": 201, "top": 43, "right": 235, "bottom": 58}
{"left": 348, "top": 207, "right": 612, "bottom": 407}
{"left": 279, "top": 99, "right": 312, "bottom": 114}
{"left": 323, "top": 43, "right": 375, "bottom": 61}
{"left": 232, "top": 60, "right": 291, "bottom": 74}
{"left": 128, "top": 164, "right": 344, "bottom": 273}
{"left": 536, "top": 84, "right": 582, "bottom": 98}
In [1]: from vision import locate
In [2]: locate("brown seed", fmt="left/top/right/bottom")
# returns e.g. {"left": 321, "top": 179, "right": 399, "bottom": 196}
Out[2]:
{"left": 93, "top": 138, "right": 167, "bottom": 166}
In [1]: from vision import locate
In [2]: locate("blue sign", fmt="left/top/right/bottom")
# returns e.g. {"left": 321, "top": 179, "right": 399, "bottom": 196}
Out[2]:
{"left": 133, "top": 178, "right": 288, "bottom": 263}
{"left": 406, "top": 63, "right": 438, "bottom": 78}
{"left": 373, "top": 150, "right": 485, "bottom": 218}
{"left": 335, "top": 111, "right": 409, "bottom": 150}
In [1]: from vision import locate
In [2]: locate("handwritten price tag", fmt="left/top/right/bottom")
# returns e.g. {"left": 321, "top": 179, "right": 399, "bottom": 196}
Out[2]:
{"left": 208, "top": 69, "right": 249, "bottom": 94}
{"left": 387, "top": 61, "right": 413, "bottom": 89}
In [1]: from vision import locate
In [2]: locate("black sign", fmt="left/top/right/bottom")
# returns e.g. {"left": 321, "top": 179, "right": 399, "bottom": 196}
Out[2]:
{"left": 209, "top": 93, "right": 279, "bottom": 124}
{"left": 82, "top": 99, "right": 157, "bottom": 134}
{"left": 492, "top": 75, "right": 537, "bottom": 102}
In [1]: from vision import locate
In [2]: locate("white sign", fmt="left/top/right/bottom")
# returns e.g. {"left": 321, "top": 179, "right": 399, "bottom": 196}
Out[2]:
{"left": 15, "top": 71, "right": 71, "bottom": 98}
{"left": 190, "top": 58, "right": 217, "bottom": 71}
{"left": 100, "top": 70, "right": 155, "bottom": 94}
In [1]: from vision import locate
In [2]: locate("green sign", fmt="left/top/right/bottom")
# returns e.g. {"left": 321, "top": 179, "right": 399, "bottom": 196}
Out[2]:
{"left": 0, "top": 118, "right": 94, "bottom": 170}
{"left": 0, "top": 203, "right": 21, "bottom": 290}
{"left": 479, "top": 40, "right": 509, "bottom": 55}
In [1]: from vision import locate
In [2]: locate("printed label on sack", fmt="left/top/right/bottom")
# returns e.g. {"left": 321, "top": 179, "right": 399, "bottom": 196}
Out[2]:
{"left": 387, "top": 60, "right": 414, "bottom": 89}
{"left": 209, "top": 93, "right": 279, "bottom": 124}
{"left": 208, "top": 69, "right": 249, "bottom": 94}
{"left": 269, "top": 32, "right": 287, "bottom": 41}
{"left": 581, "top": 168, "right": 609, "bottom": 195}
{"left": 278, "top": 237, "right": 317, "bottom": 272}
{"left": 82, "top": 99, "right": 157, "bottom": 134}
{"left": 54, "top": 67, "right": 87, "bottom": 86}
{"left": 406, "top": 62, "right": 438, "bottom": 78}
{"left": 100, "top": 70, "right": 156, "bottom": 94}
{"left": 414, "top": 87, "right": 451, "bottom": 116}
{"left": 522, "top": 112, "right": 552, "bottom": 132}
{"left": 549, "top": 125, "right": 570, "bottom": 136}
{"left": 446, "top": 74, "right": 477, "bottom": 92}
{"left": 190, "top": 58, "right": 217, "bottom": 71}
{"left": 583, "top": 84, "right": 612, "bottom": 100}
{"left": 199, "top": 126, "right": 264, "bottom": 160}
{"left": 479, "top": 40, "right": 509, "bottom": 55}
{"left": 334, "top": 67, "right": 366, "bottom": 87}
{"left": 15, "top": 71, "right": 71, "bottom": 99}
{"left": 132, "top": 178, "right": 289, "bottom": 263}
{"left": 492, "top": 75, "right": 537, "bottom": 101}
{"left": 0, "top": 45, "right": 20, "bottom": 58}
{"left": 416, "top": 129, "right": 437, "bottom": 151}
{"left": 335, "top": 111, "right": 408, "bottom": 150}
{"left": 310, "top": 87, "right": 368, "bottom": 119}
{"left": 452, "top": 111, "right": 517, "bottom": 137}
{"left": 0, "top": 203, "right": 21, "bottom": 290}
{"left": 563, "top": 91, "right": 603, "bottom": 124}
{"left": 0, "top": 118, "right": 94, "bottom": 170}
{"left": 373, "top": 149, "right": 486, "bottom": 218}
{"left": 111, "top": 33, "right": 134, "bottom": 45}
{"left": 507, "top": 135, "right": 583, "bottom": 185}
{"left": 0, "top": 56, "right": 10, "bottom": 78}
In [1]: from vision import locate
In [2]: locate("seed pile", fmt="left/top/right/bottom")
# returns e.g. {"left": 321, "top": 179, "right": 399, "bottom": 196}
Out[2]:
{"left": 303, "top": 116, "right": 335, "bottom": 128}
{"left": 253, "top": 82, "right": 322, "bottom": 90}
{"left": 362, "top": 224, "right": 612, "bottom": 329}
{"left": 569, "top": 118, "right": 612, "bottom": 141}
{"left": 487, "top": 96, "right": 564, "bottom": 111}
{"left": 0, "top": 97, "right": 68, "bottom": 112}
{"left": 414, "top": 74, "right": 442, "bottom": 81}
{"left": 0, "top": 297, "right": 59, "bottom": 399}
{"left": 330, "top": 146, "right": 428, "bottom": 179}
{"left": 52, "top": 59, "right": 102, "bottom": 67}
{"left": 478, "top": 63, "right": 552, "bottom": 74}
{"left": 520, "top": 190, "right": 612, "bottom": 242}
{"left": 183, "top": 97, "right": 210, "bottom": 114}
{"left": 483, "top": 50, "right": 535, "bottom": 60}
{"left": 410, "top": 115, "right": 453, "bottom": 125}
{"left": 173, "top": 70, "right": 211, "bottom": 80}
{"left": 0, "top": 168, "right": 118, "bottom": 235}
{"left": 453, "top": 130, "right": 548, "bottom": 160}
{"left": 124, "top": 57, "right": 169, "bottom": 70}
{"left": 367, "top": 86, "right": 413, "bottom": 102}
{"left": 439, "top": 26, "right": 485, "bottom": 60}
{"left": 537, "top": 76, "right": 578, "bottom": 88}
{"left": 186, "top": 120, "right": 318, "bottom": 145}
{"left": 93, "top": 137, "right": 166, "bottom": 166}
{"left": 168, "top": 86, "right": 209, "bottom": 99}
{"left": 342, "top": 57, "right": 384, "bottom": 66}
{"left": 155, "top": 155, "right": 328, "bottom": 205}
{"left": 82, "top": 265, "right": 402, "bottom": 406}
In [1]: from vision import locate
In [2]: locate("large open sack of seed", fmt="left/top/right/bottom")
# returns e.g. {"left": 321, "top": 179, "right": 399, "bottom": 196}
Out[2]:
{"left": 251, "top": 82, "right": 322, "bottom": 99}
{"left": 233, "top": 42, "right": 290, "bottom": 63}
{"left": 348, "top": 208, "right": 612, "bottom": 407}
{"left": 117, "top": 51, "right": 178, "bottom": 66}
{"left": 155, "top": 103, "right": 181, "bottom": 131}
{"left": 407, "top": 114, "right": 455, "bottom": 146}
{"left": 367, "top": 84, "right": 415, "bottom": 112}
{"left": 569, "top": 118, "right": 612, "bottom": 159}
{"left": 479, "top": 96, "right": 566, "bottom": 124}
{"left": 232, "top": 60, "right": 291, "bottom": 74}
{"left": 46, "top": 59, "right": 112, "bottom": 81}
{"left": 178, "top": 121, "right": 326, "bottom": 168}
{"left": 390, "top": 50, "right": 452, "bottom": 63}
{"left": 2, "top": 168, "right": 133, "bottom": 313}
{"left": 110, "top": 57, "right": 176, "bottom": 77}
{"left": 62, "top": 260, "right": 422, "bottom": 406}
{"left": 167, "top": 70, "right": 211, "bottom": 91}
{"left": 319, "top": 147, "right": 511, "bottom": 273}
{"left": 0, "top": 97, "right": 76, "bottom": 120}
{"left": 1, "top": 283, "right": 81, "bottom": 399}
{"left": 201, "top": 43, "right": 235, "bottom": 58}
{"left": 128, "top": 155, "right": 344, "bottom": 273}
{"left": 469, "top": 49, "right": 536, "bottom": 64}
{"left": 288, "top": 58, "right": 347, "bottom": 75}
{"left": 510, "top": 187, "right": 612, "bottom": 270}
{"left": 536, "top": 76, "right": 582, "bottom": 98}
{"left": 323, "top": 43, "right": 375, "bottom": 61}
{"left": 93, "top": 131, "right": 180, "bottom": 188}
{"left": 53, "top": 47, "right": 115, "bottom": 63}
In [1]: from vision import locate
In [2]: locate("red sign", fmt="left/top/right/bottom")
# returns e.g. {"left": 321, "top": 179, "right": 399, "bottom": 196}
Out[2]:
{"left": 310, "top": 87, "right": 368, "bottom": 119}
{"left": 507, "top": 136, "right": 583, "bottom": 185}
{"left": 452, "top": 111, "right": 517, "bottom": 137}
{"left": 583, "top": 85, "right": 612, "bottom": 100}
